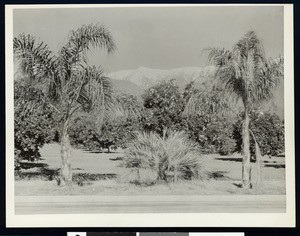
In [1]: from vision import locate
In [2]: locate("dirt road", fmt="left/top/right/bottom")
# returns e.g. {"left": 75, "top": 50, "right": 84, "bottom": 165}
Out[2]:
{"left": 15, "top": 195, "right": 285, "bottom": 214}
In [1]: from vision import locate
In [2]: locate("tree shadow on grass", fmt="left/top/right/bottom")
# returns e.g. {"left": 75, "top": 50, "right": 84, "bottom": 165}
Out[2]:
{"left": 232, "top": 182, "right": 243, "bottom": 188}
{"left": 87, "top": 150, "right": 106, "bottom": 154}
{"left": 73, "top": 173, "right": 117, "bottom": 182}
{"left": 16, "top": 167, "right": 59, "bottom": 181}
{"left": 81, "top": 148, "right": 120, "bottom": 154}
{"left": 207, "top": 171, "right": 231, "bottom": 180}
{"left": 215, "top": 157, "right": 242, "bottom": 162}
{"left": 16, "top": 165, "right": 117, "bottom": 184}
{"left": 19, "top": 162, "right": 49, "bottom": 170}
{"left": 264, "top": 163, "right": 285, "bottom": 169}
{"left": 16, "top": 166, "right": 60, "bottom": 181}
{"left": 215, "top": 157, "right": 258, "bottom": 163}
{"left": 109, "top": 156, "right": 124, "bottom": 161}
{"left": 130, "top": 180, "right": 156, "bottom": 187}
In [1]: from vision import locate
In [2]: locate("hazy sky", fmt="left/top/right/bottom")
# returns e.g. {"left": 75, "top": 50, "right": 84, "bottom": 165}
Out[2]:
{"left": 13, "top": 6, "right": 283, "bottom": 73}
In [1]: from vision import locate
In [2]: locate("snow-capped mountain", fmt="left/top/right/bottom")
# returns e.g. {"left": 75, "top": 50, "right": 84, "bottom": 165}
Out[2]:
{"left": 107, "top": 66, "right": 216, "bottom": 90}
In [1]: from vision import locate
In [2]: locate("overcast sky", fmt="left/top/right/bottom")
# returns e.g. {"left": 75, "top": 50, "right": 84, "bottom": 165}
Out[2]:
{"left": 13, "top": 6, "right": 283, "bottom": 73}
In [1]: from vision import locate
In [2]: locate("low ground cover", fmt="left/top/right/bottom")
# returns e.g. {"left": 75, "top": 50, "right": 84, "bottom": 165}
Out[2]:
{"left": 15, "top": 144, "right": 285, "bottom": 196}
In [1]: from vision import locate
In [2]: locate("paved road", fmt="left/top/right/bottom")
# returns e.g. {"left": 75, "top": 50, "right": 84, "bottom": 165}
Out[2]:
{"left": 15, "top": 195, "right": 286, "bottom": 214}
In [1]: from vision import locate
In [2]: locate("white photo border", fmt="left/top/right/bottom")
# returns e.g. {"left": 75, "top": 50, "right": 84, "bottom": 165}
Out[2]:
{"left": 5, "top": 3, "right": 295, "bottom": 227}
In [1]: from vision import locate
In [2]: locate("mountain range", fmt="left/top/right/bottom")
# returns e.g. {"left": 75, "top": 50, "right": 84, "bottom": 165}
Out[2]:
{"left": 108, "top": 66, "right": 216, "bottom": 95}
{"left": 107, "top": 66, "right": 284, "bottom": 118}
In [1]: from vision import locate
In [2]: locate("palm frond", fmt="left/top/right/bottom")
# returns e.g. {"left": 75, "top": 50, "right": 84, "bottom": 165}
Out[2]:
{"left": 13, "top": 34, "right": 56, "bottom": 81}
{"left": 58, "top": 24, "right": 116, "bottom": 71}
{"left": 183, "top": 86, "right": 235, "bottom": 118}
{"left": 252, "top": 56, "right": 284, "bottom": 104}
{"left": 108, "top": 92, "right": 144, "bottom": 121}
{"left": 205, "top": 47, "right": 232, "bottom": 67}
{"left": 206, "top": 31, "right": 283, "bottom": 109}
{"left": 14, "top": 80, "right": 54, "bottom": 117}
{"left": 234, "top": 31, "right": 265, "bottom": 62}
{"left": 78, "top": 66, "right": 113, "bottom": 113}
{"left": 123, "top": 130, "right": 206, "bottom": 181}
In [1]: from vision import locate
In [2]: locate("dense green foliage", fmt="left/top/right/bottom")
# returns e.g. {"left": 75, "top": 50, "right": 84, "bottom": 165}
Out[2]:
{"left": 15, "top": 75, "right": 285, "bottom": 166}
{"left": 182, "top": 115, "right": 236, "bottom": 155}
{"left": 139, "top": 79, "right": 284, "bottom": 157}
{"left": 69, "top": 92, "right": 143, "bottom": 152}
{"left": 233, "top": 111, "right": 285, "bottom": 156}
{"left": 142, "top": 80, "right": 185, "bottom": 135}
{"left": 69, "top": 116, "right": 101, "bottom": 150}
{"left": 14, "top": 81, "right": 56, "bottom": 167}
{"left": 182, "top": 81, "right": 237, "bottom": 155}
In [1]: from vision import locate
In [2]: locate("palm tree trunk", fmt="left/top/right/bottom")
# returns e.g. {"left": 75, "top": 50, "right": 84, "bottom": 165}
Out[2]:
{"left": 174, "top": 170, "right": 178, "bottom": 182}
{"left": 242, "top": 109, "right": 251, "bottom": 188}
{"left": 157, "top": 167, "right": 166, "bottom": 182}
{"left": 249, "top": 129, "right": 262, "bottom": 189}
{"left": 136, "top": 168, "right": 140, "bottom": 182}
{"left": 254, "top": 141, "right": 262, "bottom": 188}
{"left": 60, "top": 118, "right": 72, "bottom": 185}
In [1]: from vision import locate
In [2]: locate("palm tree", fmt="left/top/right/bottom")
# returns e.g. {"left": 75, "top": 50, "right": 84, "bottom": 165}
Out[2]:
{"left": 13, "top": 24, "right": 116, "bottom": 185}
{"left": 183, "top": 83, "right": 235, "bottom": 118}
{"left": 206, "top": 31, "right": 284, "bottom": 188}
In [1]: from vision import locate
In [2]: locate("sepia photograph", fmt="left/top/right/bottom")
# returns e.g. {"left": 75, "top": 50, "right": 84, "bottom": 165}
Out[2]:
{"left": 5, "top": 4, "right": 295, "bottom": 227}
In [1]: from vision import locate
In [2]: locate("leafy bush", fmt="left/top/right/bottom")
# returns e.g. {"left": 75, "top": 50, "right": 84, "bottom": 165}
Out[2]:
{"left": 69, "top": 92, "right": 143, "bottom": 152}
{"left": 99, "top": 118, "right": 141, "bottom": 150}
{"left": 233, "top": 111, "right": 285, "bottom": 156}
{"left": 14, "top": 82, "right": 56, "bottom": 166}
{"left": 182, "top": 81, "right": 200, "bottom": 103}
{"left": 181, "top": 114, "right": 236, "bottom": 155}
{"left": 205, "top": 119, "right": 236, "bottom": 155}
{"left": 142, "top": 80, "right": 185, "bottom": 135}
{"left": 182, "top": 82, "right": 237, "bottom": 155}
{"left": 123, "top": 130, "right": 206, "bottom": 182}
{"left": 69, "top": 116, "right": 103, "bottom": 151}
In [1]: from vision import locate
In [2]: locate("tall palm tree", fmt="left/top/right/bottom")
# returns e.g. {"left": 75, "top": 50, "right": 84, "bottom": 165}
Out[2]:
{"left": 13, "top": 24, "right": 115, "bottom": 185}
{"left": 207, "top": 31, "right": 284, "bottom": 188}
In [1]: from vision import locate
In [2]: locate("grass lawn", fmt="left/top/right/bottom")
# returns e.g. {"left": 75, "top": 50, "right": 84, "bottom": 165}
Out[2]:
{"left": 15, "top": 143, "right": 286, "bottom": 196}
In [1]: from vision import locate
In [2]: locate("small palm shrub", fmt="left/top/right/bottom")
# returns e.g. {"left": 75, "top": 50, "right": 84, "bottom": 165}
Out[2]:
{"left": 123, "top": 130, "right": 206, "bottom": 183}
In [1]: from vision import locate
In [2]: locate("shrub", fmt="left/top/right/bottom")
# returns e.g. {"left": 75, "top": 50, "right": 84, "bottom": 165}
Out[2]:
{"left": 69, "top": 117, "right": 103, "bottom": 151}
{"left": 123, "top": 130, "right": 206, "bottom": 182}
{"left": 182, "top": 82, "right": 237, "bottom": 155}
{"left": 233, "top": 111, "right": 285, "bottom": 156}
{"left": 205, "top": 119, "right": 236, "bottom": 155}
{"left": 142, "top": 80, "right": 185, "bottom": 135}
{"left": 181, "top": 114, "right": 236, "bottom": 155}
{"left": 14, "top": 82, "right": 56, "bottom": 167}
{"left": 99, "top": 118, "right": 142, "bottom": 150}
{"left": 69, "top": 91, "right": 144, "bottom": 152}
